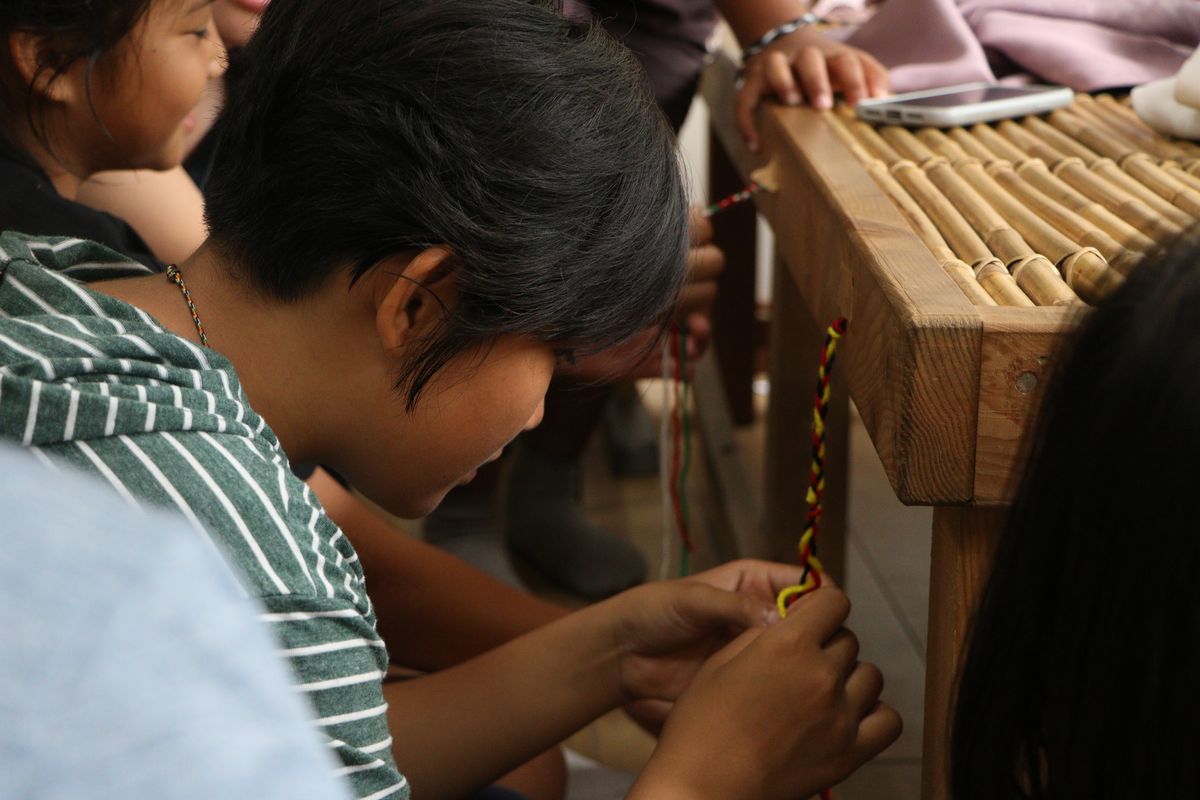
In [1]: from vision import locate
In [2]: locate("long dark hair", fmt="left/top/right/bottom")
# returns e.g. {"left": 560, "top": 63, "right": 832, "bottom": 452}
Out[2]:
{"left": 952, "top": 233, "right": 1200, "bottom": 799}
{"left": 0, "top": 0, "right": 153, "bottom": 160}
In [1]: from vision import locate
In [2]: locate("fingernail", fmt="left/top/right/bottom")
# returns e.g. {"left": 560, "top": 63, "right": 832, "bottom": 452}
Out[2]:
{"left": 787, "top": 91, "right": 802, "bottom": 105}
{"left": 815, "top": 95, "right": 832, "bottom": 110}
{"left": 748, "top": 140, "right": 760, "bottom": 153}
{"left": 765, "top": 608, "right": 782, "bottom": 625}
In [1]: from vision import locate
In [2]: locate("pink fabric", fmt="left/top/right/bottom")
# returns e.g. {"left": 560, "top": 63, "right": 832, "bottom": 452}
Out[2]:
{"left": 847, "top": 0, "right": 1200, "bottom": 93}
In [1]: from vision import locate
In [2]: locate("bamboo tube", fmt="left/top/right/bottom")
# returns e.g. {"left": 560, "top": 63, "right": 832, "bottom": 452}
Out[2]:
{"left": 1011, "top": 159, "right": 1156, "bottom": 254}
{"left": 888, "top": 160, "right": 994, "bottom": 264}
{"left": 1164, "top": 162, "right": 1200, "bottom": 195}
{"left": 1093, "top": 94, "right": 1200, "bottom": 168}
{"left": 1084, "top": 157, "right": 1194, "bottom": 227}
{"left": 1024, "top": 116, "right": 1192, "bottom": 226}
{"left": 1073, "top": 94, "right": 1183, "bottom": 163}
{"left": 845, "top": 117, "right": 906, "bottom": 163}
{"left": 973, "top": 258, "right": 1035, "bottom": 306}
{"left": 1022, "top": 115, "right": 1099, "bottom": 161}
{"left": 1121, "top": 153, "right": 1200, "bottom": 218}
{"left": 1000, "top": 120, "right": 1185, "bottom": 238}
{"left": 941, "top": 257, "right": 1000, "bottom": 306}
{"left": 982, "top": 161, "right": 1142, "bottom": 275}
{"left": 959, "top": 125, "right": 1025, "bottom": 161}
{"left": 997, "top": 119, "right": 1067, "bottom": 162}
{"left": 1056, "top": 158, "right": 1186, "bottom": 237}
{"left": 945, "top": 126, "right": 1003, "bottom": 159}
{"left": 863, "top": 159, "right": 1003, "bottom": 306}
{"left": 888, "top": 126, "right": 1118, "bottom": 302}
{"left": 1007, "top": 254, "right": 1081, "bottom": 307}
{"left": 970, "top": 125, "right": 1155, "bottom": 253}
{"left": 825, "top": 110, "right": 878, "bottom": 166}
{"left": 890, "top": 153, "right": 1078, "bottom": 303}
{"left": 878, "top": 125, "right": 939, "bottom": 163}
{"left": 1050, "top": 110, "right": 1200, "bottom": 218}
{"left": 918, "top": 128, "right": 973, "bottom": 161}
{"left": 1048, "top": 108, "right": 1139, "bottom": 162}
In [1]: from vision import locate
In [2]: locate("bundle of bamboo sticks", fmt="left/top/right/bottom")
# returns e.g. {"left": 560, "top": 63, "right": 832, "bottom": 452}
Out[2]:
{"left": 827, "top": 96, "right": 1200, "bottom": 307}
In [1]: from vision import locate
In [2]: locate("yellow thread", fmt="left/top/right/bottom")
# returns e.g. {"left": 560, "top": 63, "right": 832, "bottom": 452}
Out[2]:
{"left": 775, "top": 319, "right": 846, "bottom": 620}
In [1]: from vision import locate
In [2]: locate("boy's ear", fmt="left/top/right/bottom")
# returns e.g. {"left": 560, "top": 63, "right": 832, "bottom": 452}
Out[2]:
{"left": 7, "top": 32, "right": 79, "bottom": 104}
{"left": 375, "top": 246, "right": 455, "bottom": 353}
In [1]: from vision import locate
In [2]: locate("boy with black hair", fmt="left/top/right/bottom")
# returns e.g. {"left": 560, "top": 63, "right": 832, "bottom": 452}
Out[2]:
{"left": 0, "top": 1, "right": 899, "bottom": 798}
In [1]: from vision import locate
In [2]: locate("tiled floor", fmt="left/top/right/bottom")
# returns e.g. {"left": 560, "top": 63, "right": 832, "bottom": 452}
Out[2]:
{"left": 425, "top": 381, "right": 933, "bottom": 799}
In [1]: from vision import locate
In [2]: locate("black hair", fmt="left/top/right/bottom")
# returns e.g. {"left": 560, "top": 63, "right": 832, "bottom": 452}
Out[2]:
{"left": 951, "top": 232, "right": 1200, "bottom": 799}
{"left": 0, "top": 0, "right": 154, "bottom": 160}
{"left": 204, "top": 0, "right": 689, "bottom": 408}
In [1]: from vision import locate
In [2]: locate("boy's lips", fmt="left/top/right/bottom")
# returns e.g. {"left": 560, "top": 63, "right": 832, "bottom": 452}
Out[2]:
{"left": 229, "top": 0, "right": 270, "bottom": 12}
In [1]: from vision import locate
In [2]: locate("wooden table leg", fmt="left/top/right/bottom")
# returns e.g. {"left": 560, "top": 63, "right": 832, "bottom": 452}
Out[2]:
{"left": 764, "top": 254, "right": 849, "bottom": 583}
{"left": 921, "top": 507, "right": 1005, "bottom": 800}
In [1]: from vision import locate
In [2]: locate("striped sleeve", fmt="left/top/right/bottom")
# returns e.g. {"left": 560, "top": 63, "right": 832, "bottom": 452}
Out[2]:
{"left": 259, "top": 596, "right": 408, "bottom": 800}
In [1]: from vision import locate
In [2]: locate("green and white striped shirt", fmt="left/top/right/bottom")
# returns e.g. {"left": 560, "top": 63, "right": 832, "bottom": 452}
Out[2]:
{"left": 0, "top": 232, "right": 408, "bottom": 800}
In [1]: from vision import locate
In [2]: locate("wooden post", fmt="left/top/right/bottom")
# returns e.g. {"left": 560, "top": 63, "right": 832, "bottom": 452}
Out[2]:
{"left": 921, "top": 507, "right": 1005, "bottom": 800}
{"left": 764, "top": 253, "right": 848, "bottom": 584}
{"left": 709, "top": 127, "right": 759, "bottom": 427}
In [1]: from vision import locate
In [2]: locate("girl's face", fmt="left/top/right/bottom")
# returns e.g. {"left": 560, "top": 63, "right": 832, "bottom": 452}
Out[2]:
{"left": 213, "top": 0, "right": 268, "bottom": 51}
{"left": 64, "top": 0, "right": 223, "bottom": 174}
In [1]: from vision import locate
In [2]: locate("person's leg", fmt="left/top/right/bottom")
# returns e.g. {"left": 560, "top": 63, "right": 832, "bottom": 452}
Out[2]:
{"left": 505, "top": 380, "right": 647, "bottom": 599}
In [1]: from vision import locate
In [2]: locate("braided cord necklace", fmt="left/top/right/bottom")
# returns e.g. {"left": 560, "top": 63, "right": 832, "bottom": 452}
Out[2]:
{"left": 165, "top": 264, "right": 211, "bottom": 348}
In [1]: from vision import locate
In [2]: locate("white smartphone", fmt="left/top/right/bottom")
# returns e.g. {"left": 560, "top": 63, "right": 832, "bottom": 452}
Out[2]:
{"left": 855, "top": 82, "right": 1074, "bottom": 128}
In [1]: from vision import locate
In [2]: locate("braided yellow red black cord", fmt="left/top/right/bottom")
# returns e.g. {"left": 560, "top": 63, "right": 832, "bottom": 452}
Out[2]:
{"left": 776, "top": 317, "right": 847, "bottom": 618}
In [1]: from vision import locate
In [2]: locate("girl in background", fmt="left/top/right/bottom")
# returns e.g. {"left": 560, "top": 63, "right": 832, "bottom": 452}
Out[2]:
{"left": 953, "top": 233, "right": 1200, "bottom": 798}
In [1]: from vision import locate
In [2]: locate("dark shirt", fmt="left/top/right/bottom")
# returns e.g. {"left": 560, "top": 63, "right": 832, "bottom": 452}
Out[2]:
{"left": 0, "top": 151, "right": 165, "bottom": 277}
{"left": 565, "top": 0, "right": 718, "bottom": 131}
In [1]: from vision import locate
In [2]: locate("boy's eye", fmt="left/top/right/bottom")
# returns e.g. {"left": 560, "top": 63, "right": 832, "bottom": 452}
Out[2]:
{"left": 190, "top": 28, "right": 210, "bottom": 39}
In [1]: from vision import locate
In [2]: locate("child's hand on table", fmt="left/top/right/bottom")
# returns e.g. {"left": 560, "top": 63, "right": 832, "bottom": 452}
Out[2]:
{"left": 736, "top": 27, "right": 890, "bottom": 152}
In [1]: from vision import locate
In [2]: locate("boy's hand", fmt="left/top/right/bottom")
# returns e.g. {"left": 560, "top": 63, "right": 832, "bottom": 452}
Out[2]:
{"left": 631, "top": 587, "right": 902, "bottom": 800}
{"left": 737, "top": 27, "right": 890, "bottom": 152}
{"left": 618, "top": 559, "right": 817, "bottom": 736}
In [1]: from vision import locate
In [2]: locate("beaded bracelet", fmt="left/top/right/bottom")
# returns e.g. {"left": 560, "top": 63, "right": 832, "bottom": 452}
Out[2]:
{"left": 741, "top": 12, "right": 820, "bottom": 62}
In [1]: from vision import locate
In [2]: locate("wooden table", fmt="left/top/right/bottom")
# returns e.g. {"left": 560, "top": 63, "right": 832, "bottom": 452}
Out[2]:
{"left": 695, "top": 57, "right": 1144, "bottom": 800}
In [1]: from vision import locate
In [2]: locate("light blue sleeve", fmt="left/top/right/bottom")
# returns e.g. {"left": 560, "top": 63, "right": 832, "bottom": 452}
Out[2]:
{"left": 0, "top": 445, "right": 353, "bottom": 800}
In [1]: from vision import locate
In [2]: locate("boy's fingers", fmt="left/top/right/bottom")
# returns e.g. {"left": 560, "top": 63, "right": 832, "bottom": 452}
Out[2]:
{"left": 735, "top": 69, "right": 766, "bottom": 151}
{"left": 689, "top": 210, "right": 714, "bottom": 245}
{"left": 796, "top": 46, "right": 834, "bottom": 110}
{"left": 683, "top": 582, "right": 777, "bottom": 630}
{"left": 862, "top": 54, "right": 891, "bottom": 98}
{"left": 783, "top": 586, "right": 851, "bottom": 643}
{"left": 852, "top": 702, "right": 904, "bottom": 762}
{"left": 844, "top": 661, "right": 884, "bottom": 717}
{"left": 764, "top": 51, "right": 801, "bottom": 106}
{"left": 822, "top": 627, "right": 860, "bottom": 672}
{"left": 688, "top": 243, "right": 725, "bottom": 281}
{"left": 706, "top": 625, "right": 766, "bottom": 671}
{"left": 829, "top": 52, "right": 867, "bottom": 107}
